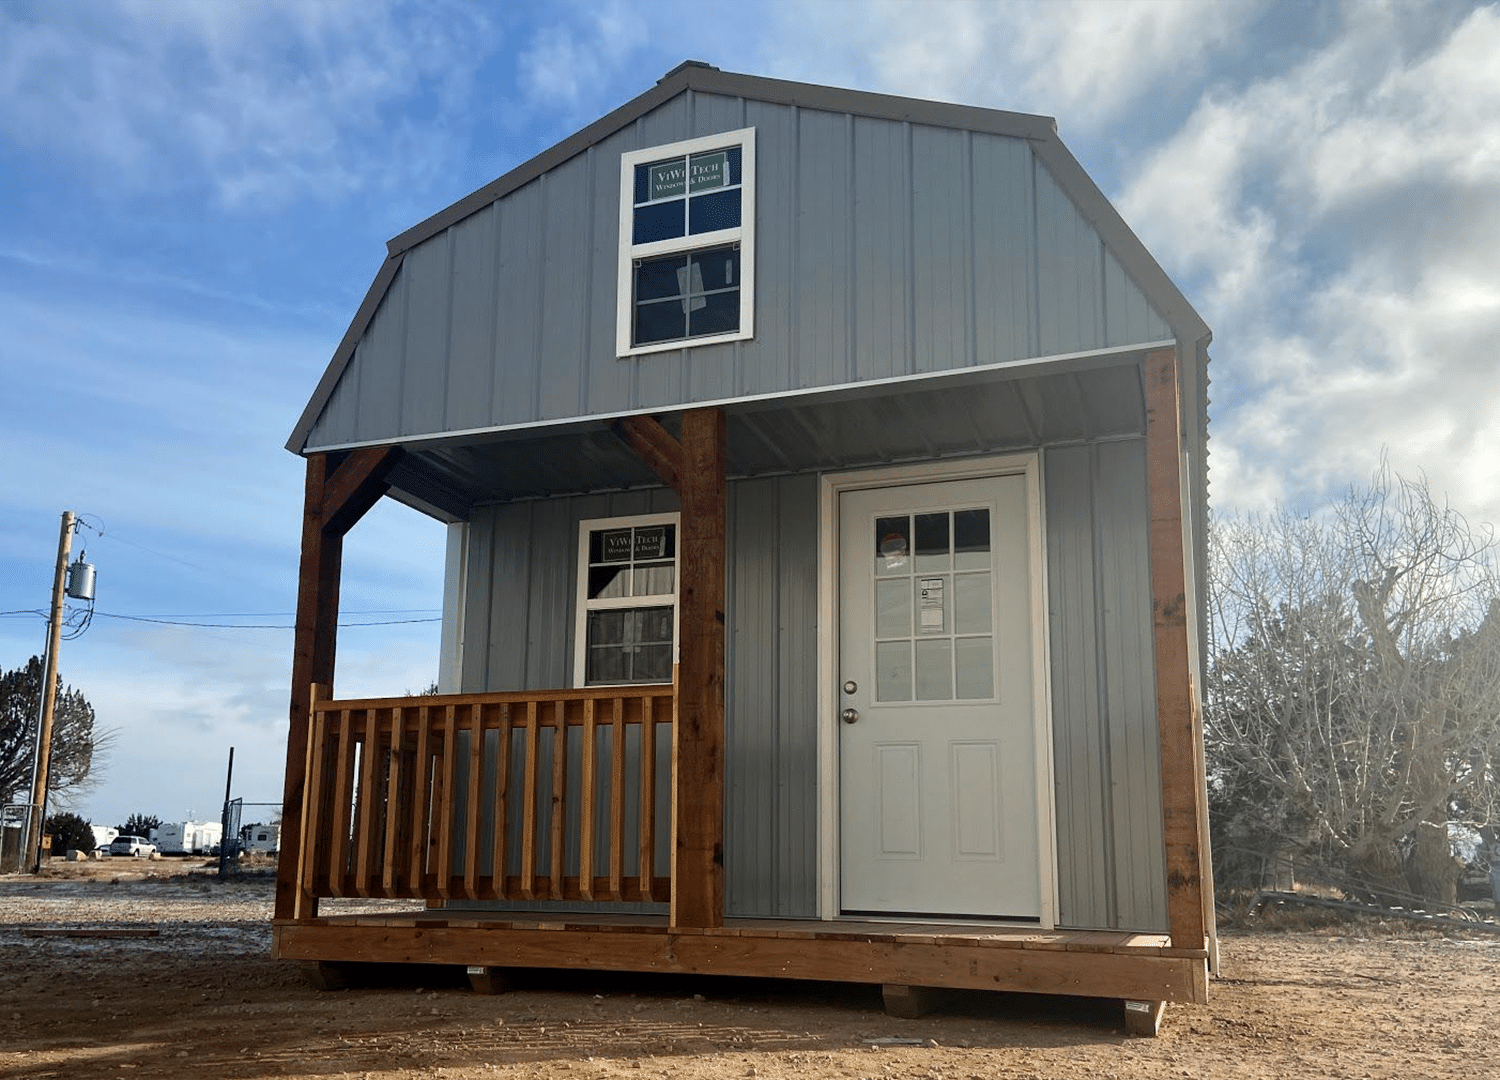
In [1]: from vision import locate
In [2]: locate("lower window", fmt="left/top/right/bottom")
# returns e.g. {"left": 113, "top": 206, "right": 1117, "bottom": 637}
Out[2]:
{"left": 575, "top": 515, "right": 679, "bottom": 687}
{"left": 632, "top": 244, "right": 740, "bottom": 347}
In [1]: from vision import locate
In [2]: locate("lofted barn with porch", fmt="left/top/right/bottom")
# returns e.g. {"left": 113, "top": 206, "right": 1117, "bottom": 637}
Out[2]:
{"left": 274, "top": 61, "right": 1215, "bottom": 1033}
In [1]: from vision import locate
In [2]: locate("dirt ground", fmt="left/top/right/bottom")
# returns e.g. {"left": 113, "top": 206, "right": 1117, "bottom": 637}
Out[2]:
{"left": 3, "top": 862, "right": 1496, "bottom": 1080}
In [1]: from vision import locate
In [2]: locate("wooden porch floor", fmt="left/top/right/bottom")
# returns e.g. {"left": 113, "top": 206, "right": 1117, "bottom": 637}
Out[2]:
{"left": 273, "top": 910, "right": 1209, "bottom": 1005}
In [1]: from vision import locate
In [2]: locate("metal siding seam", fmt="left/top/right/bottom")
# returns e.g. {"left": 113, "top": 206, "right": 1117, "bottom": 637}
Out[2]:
{"left": 965, "top": 130, "right": 978, "bottom": 371}
{"left": 531, "top": 172, "right": 547, "bottom": 424}
{"left": 578, "top": 146, "right": 596, "bottom": 419}
{"left": 441, "top": 225, "right": 458, "bottom": 433}
{"left": 1089, "top": 442, "right": 1120, "bottom": 928}
{"left": 1028, "top": 149, "right": 1044, "bottom": 360}
{"left": 905, "top": 121, "right": 917, "bottom": 378}
{"left": 845, "top": 112, "right": 858, "bottom": 386}
{"left": 781, "top": 473, "right": 820, "bottom": 916}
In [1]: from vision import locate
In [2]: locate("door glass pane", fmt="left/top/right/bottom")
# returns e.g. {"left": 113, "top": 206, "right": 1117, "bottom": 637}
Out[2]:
{"left": 955, "top": 637, "right": 995, "bottom": 699}
{"left": 954, "top": 508, "right": 991, "bottom": 570}
{"left": 875, "top": 578, "right": 910, "bottom": 639}
{"left": 914, "top": 638, "right": 953, "bottom": 701}
{"left": 875, "top": 516, "right": 910, "bottom": 575}
{"left": 953, "top": 572, "right": 992, "bottom": 634}
{"left": 875, "top": 641, "right": 912, "bottom": 702}
{"left": 914, "top": 513, "right": 950, "bottom": 572}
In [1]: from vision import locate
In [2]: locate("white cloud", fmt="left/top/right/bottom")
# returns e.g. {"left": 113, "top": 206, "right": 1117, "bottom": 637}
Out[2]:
{"left": 1118, "top": 3, "right": 1500, "bottom": 525}
{"left": 0, "top": 0, "right": 497, "bottom": 209}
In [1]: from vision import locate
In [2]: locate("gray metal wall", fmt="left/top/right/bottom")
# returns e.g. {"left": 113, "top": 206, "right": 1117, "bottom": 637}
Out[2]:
{"left": 1044, "top": 439, "right": 1167, "bottom": 931}
{"left": 459, "top": 447, "right": 1164, "bottom": 930}
{"left": 306, "top": 91, "right": 1171, "bottom": 451}
{"left": 460, "top": 474, "right": 821, "bottom": 919}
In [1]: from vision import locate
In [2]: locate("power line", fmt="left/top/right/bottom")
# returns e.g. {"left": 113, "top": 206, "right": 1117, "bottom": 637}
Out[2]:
{"left": 92, "top": 611, "right": 441, "bottom": 630}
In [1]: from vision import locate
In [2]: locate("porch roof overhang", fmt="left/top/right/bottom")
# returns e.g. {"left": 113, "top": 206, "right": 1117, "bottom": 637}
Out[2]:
{"left": 329, "top": 344, "right": 1162, "bottom": 523}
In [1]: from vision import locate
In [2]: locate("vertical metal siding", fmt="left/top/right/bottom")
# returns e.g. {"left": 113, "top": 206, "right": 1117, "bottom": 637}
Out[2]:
{"left": 1034, "top": 158, "right": 1104, "bottom": 357}
{"left": 911, "top": 125, "right": 970, "bottom": 374}
{"left": 446, "top": 206, "right": 500, "bottom": 432}
{"left": 493, "top": 181, "right": 545, "bottom": 425}
{"left": 851, "top": 115, "right": 910, "bottom": 383}
{"left": 1044, "top": 440, "right": 1168, "bottom": 932}
{"left": 1095, "top": 443, "right": 1168, "bottom": 929}
{"left": 1104, "top": 247, "right": 1171, "bottom": 346}
{"left": 303, "top": 97, "right": 1178, "bottom": 452}
{"left": 791, "top": 108, "right": 852, "bottom": 393}
{"left": 351, "top": 264, "right": 406, "bottom": 440}
{"left": 972, "top": 133, "right": 1038, "bottom": 364}
{"left": 398, "top": 229, "right": 452, "bottom": 437}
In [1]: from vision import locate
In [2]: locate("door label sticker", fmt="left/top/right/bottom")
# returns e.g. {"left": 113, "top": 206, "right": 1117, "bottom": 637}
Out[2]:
{"left": 919, "top": 578, "right": 945, "bottom": 634}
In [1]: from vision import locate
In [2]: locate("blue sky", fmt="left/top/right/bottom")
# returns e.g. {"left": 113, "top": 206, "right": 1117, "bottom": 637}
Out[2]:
{"left": 2, "top": 0, "right": 1497, "bottom": 830}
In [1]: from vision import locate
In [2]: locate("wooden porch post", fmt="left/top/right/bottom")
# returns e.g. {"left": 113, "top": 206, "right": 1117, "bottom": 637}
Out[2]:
{"left": 1143, "top": 347, "right": 1209, "bottom": 951}
{"left": 612, "top": 409, "right": 726, "bottom": 928}
{"left": 672, "top": 408, "right": 727, "bottom": 928}
{"left": 274, "top": 447, "right": 403, "bottom": 922}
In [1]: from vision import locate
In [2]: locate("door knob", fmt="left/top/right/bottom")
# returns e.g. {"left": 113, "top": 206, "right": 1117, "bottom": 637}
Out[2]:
{"left": 841, "top": 708, "right": 860, "bottom": 724}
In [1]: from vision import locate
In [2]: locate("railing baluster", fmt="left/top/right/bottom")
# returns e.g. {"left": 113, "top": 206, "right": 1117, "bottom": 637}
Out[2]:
{"left": 462, "top": 703, "right": 483, "bottom": 901}
{"left": 381, "top": 705, "right": 405, "bottom": 897}
{"left": 327, "top": 709, "right": 355, "bottom": 897}
{"left": 549, "top": 700, "right": 567, "bottom": 900}
{"left": 300, "top": 695, "right": 329, "bottom": 901}
{"left": 491, "top": 703, "right": 511, "bottom": 900}
{"left": 520, "top": 701, "right": 539, "bottom": 900}
{"left": 639, "top": 694, "right": 656, "bottom": 902}
{"left": 609, "top": 695, "right": 625, "bottom": 901}
{"left": 407, "top": 705, "right": 432, "bottom": 896}
{"left": 435, "top": 705, "right": 458, "bottom": 899}
{"left": 354, "top": 708, "right": 380, "bottom": 897}
{"left": 579, "top": 698, "right": 597, "bottom": 901}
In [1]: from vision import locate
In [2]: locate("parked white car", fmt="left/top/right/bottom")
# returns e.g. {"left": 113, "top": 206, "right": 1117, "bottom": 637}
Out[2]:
{"left": 108, "top": 835, "right": 157, "bottom": 857}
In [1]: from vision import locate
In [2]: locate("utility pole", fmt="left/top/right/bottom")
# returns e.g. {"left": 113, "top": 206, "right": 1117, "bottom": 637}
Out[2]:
{"left": 26, "top": 511, "right": 74, "bottom": 873}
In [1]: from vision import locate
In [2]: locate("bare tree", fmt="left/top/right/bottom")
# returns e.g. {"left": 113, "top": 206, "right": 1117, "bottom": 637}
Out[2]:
{"left": 1208, "top": 461, "right": 1500, "bottom": 904}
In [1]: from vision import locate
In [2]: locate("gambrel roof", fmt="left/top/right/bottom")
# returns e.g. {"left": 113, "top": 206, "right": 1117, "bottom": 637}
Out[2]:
{"left": 287, "top": 61, "right": 1209, "bottom": 459}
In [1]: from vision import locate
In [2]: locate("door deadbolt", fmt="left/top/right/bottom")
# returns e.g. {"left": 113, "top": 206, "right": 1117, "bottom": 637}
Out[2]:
{"left": 842, "top": 680, "right": 857, "bottom": 694}
{"left": 841, "top": 708, "right": 860, "bottom": 724}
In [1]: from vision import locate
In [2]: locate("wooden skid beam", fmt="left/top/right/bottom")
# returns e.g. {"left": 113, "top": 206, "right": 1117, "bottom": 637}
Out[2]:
{"left": 1143, "top": 347, "right": 1210, "bottom": 951}
{"left": 274, "top": 923, "right": 1209, "bottom": 1005}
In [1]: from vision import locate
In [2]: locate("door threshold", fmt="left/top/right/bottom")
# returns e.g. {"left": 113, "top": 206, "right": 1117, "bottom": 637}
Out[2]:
{"left": 839, "top": 910, "right": 1042, "bottom": 925}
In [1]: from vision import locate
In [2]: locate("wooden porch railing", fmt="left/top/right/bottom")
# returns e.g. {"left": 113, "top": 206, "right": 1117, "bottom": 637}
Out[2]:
{"left": 297, "top": 685, "right": 674, "bottom": 905}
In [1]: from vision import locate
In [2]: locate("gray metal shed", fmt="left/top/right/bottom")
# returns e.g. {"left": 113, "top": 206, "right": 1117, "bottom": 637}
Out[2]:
{"left": 274, "top": 62, "right": 1214, "bottom": 1030}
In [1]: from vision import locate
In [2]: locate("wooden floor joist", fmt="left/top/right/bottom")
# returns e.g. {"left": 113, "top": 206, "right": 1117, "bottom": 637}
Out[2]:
{"left": 273, "top": 916, "right": 1208, "bottom": 1005}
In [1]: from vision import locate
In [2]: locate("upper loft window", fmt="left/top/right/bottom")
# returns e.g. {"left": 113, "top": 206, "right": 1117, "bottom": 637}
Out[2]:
{"left": 617, "top": 128, "right": 755, "bottom": 357}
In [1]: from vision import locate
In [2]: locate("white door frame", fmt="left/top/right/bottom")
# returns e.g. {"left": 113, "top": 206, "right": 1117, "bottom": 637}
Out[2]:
{"left": 816, "top": 452, "right": 1057, "bottom": 926}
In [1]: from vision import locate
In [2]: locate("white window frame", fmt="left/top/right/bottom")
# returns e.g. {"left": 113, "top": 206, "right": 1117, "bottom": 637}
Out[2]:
{"left": 573, "top": 511, "right": 681, "bottom": 687}
{"left": 616, "top": 127, "right": 756, "bottom": 358}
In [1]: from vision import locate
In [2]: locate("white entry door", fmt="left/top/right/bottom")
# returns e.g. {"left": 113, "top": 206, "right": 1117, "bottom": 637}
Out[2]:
{"left": 838, "top": 472, "right": 1042, "bottom": 919}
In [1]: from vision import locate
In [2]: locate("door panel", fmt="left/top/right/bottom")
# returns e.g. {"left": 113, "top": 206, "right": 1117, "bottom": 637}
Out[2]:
{"left": 839, "top": 473, "right": 1040, "bottom": 918}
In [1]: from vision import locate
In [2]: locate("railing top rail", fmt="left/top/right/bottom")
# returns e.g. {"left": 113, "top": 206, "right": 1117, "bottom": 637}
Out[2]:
{"left": 312, "top": 684, "right": 675, "bottom": 714}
